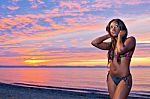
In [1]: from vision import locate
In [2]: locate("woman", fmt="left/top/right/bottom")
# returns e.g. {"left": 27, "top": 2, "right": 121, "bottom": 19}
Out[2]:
{"left": 91, "top": 19, "right": 136, "bottom": 99}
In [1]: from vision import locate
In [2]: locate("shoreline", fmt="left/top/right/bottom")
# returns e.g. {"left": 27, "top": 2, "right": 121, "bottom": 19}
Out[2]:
{"left": 0, "top": 82, "right": 149, "bottom": 99}
{"left": 0, "top": 82, "right": 108, "bottom": 99}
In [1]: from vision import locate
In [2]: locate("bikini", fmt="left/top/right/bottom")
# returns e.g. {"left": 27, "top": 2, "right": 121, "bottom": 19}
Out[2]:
{"left": 107, "top": 71, "right": 132, "bottom": 88}
{"left": 108, "top": 49, "right": 132, "bottom": 60}
{"left": 107, "top": 50, "right": 132, "bottom": 88}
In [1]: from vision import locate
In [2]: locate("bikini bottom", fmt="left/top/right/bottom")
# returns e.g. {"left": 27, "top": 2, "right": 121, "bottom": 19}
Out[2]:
{"left": 107, "top": 71, "right": 132, "bottom": 88}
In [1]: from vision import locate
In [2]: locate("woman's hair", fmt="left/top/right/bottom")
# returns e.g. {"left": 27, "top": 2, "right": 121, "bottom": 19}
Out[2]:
{"left": 106, "top": 19, "right": 128, "bottom": 65}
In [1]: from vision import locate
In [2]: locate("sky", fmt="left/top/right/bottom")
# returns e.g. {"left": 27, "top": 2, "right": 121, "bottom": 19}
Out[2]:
{"left": 0, "top": 0, "right": 150, "bottom": 66}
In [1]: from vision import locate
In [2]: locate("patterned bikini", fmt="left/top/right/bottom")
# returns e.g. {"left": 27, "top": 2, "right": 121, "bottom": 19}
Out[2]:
{"left": 107, "top": 50, "right": 132, "bottom": 88}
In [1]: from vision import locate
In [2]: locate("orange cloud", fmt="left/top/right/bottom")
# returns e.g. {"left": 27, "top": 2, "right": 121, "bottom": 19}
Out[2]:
{"left": 0, "top": 15, "right": 33, "bottom": 30}
{"left": 0, "top": 47, "right": 149, "bottom": 66}
{"left": 32, "top": 24, "right": 48, "bottom": 30}
{"left": 26, "top": 51, "right": 107, "bottom": 66}
{"left": 0, "top": 56, "right": 25, "bottom": 66}
{"left": 51, "top": 23, "right": 65, "bottom": 29}
{"left": 8, "top": 47, "right": 38, "bottom": 55}
{"left": 65, "top": 59, "right": 108, "bottom": 66}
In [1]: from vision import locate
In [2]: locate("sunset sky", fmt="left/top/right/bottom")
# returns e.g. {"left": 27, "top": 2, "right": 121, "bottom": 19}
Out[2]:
{"left": 0, "top": 0, "right": 150, "bottom": 66}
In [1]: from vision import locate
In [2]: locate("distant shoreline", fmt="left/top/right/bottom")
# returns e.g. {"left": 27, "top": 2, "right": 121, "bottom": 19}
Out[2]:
{"left": 0, "top": 66, "right": 149, "bottom": 68}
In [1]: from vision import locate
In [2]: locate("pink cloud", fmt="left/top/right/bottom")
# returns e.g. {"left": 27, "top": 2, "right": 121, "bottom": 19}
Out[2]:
{"left": 134, "top": 32, "right": 150, "bottom": 41}
{"left": 115, "top": 0, "right": 150, "bottom": 5}
{"left": 0, "top": 15, "right": 34, "bottom": 30}
{"left": 60, "top": 1, "right": 81, "bottom": 9}
{"left": 2, "top": 12, "right": 148, "bottom": 51}
{"left": 0, "top": 56, "right": 25, "bottom": 66}
{"left": 37, "top": 0, "right": 45, "bottom": 4}
{"left": 31, "top": 5, "right": 38, "bottom": 8}
{"left": 134, "top": 48, "right": 150, "bottom": 57}
{"left": 28, "top": 0, "right": 45, "bottom": 9}
{"left": 7, "top": 6, "right": 20, "bottom": 10}
{"left": 80, "top": 1, "right": 89, "bottom": 4}
{"left": 31, "top": 23, "right": 48, "bottom": 30}
{"left": 0, "top": 21, "right": 104, "bottom": 46}
{"left": 70, "top": 39, "right": 78, "bottom": 47}
{"left": 91, "top": 1, "right": 112, "bottom": 9}
{"left": 0, "top": 9, "right": 106, "bottom": 45}
{"left": 44, "top": 7, "right": 87, "bottom": 17}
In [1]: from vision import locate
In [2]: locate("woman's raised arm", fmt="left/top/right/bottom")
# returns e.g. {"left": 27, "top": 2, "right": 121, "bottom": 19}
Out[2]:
{"left": 91, "top": 34, "right": 111, "bottom": 50}
{"left": 116, "top": 31, "right": 136, "bottom": 54}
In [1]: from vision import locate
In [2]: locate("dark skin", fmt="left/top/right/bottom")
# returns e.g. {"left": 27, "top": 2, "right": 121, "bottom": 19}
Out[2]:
{"left": 91, "top": 21, "right": 136, "bottom": 99}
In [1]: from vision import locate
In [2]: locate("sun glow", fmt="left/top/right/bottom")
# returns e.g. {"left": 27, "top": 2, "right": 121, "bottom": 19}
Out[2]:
{"left": 24, "top": 59, "right": 51, "bottom": 65}
{"left": 65, "top": 59, "right": 108, "bottom": 66}
{"left": 131, "top": 57, "right": 150, "bottom": 66}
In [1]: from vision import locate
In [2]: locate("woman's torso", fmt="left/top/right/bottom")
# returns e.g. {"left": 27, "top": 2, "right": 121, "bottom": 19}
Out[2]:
{"left": 109, "top": 48, "right": 135, "bottom": 77}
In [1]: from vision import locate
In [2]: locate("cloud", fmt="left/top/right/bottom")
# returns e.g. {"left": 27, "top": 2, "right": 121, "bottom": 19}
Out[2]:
{"left": 60, "top": 1, "right": 81, "bottom": 9}
{"left": 7, "top": 6, "right": 20, "bottom": 10}
{"left": 0, "top": 47, "right": 107, "bottom": 66}
{"left": 0, "top": 10, "right": 105, "bottom": 46}
{"left": 0, "top": 0, "right": 150, "bottom": 66}
{"left": 0, "top": 56, "right": 25, "bottom": 66}
{"left": 91, "top": 0, "right": 112, "bottom": 10}
{"left": 31, "top": 5, "right": 38, "bottom": 9}
{"left": 28, "top": 0, "right": 45, "bottom": 9}
{"left": 114, "top": 0, "right": 150, "bottom": 5}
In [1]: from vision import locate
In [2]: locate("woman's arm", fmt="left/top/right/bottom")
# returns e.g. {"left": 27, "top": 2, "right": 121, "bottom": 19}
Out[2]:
{"left": 91, "top": 34, "right": 111, "bottom": 50}
{"left": 116, "top": 31, "right": 136, "bottom": 54}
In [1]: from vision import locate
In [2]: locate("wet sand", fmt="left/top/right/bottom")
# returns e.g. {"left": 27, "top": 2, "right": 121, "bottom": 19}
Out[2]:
{"left": 0, "top": 82, "right": 149, "bottom": 99}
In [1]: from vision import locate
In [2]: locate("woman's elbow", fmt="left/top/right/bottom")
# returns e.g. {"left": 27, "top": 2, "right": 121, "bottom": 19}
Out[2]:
{"left": 91, "top": 41, "right": 96, "bottom": 46}
{"left": 91, "top": 41, "right": 99, "bottom": 48}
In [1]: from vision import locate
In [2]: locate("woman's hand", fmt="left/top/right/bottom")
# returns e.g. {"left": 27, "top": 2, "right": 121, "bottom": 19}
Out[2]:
{"left": 116, "top": 30, "right": 126, "bottom": 54}
{"left": 118, "top": 30, "right": 126, "bottom": 38}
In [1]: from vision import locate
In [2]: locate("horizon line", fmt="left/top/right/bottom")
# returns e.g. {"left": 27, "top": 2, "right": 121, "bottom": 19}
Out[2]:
{"left": 0, "top": 65, "right": 149, "bottom": 68}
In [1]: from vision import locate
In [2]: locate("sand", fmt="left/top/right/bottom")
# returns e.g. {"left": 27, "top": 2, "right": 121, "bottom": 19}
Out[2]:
{"left": 0, "top": 82, "right": 149, "bottom": 99}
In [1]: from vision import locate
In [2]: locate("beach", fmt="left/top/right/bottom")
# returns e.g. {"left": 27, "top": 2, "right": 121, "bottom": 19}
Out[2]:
{"left": 0, "top": 82, "right": 109, "bottom": 99}
{"left": 0, "top": 82, "right": 149, "bottom": 99}
{"left": 0, "top": 68, "right": 150, "bottom": 99}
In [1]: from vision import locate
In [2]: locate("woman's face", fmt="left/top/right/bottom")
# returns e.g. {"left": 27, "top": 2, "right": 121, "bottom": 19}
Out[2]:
{"left": 110, "top": 21, "right": 120, "bottom": 37}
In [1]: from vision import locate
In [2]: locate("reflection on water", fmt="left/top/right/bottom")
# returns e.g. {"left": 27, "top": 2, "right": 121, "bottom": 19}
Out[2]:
{"left": 0, "top": 68, "right": 149, "bottom": 92}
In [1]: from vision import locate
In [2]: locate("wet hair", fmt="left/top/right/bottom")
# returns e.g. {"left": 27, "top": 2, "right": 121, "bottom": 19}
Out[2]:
{"left": 106, "top": 19, "right": 128, "bottom": 65}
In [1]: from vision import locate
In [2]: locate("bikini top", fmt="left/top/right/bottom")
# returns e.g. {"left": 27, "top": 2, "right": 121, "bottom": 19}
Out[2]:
{"left": 108, "top": 50, "right": 132, "bottom": 60}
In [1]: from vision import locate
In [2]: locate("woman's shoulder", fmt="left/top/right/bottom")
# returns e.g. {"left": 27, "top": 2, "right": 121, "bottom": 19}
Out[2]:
{"left": 126, "top": 36, "right": 136, "bottom": 43}
{"left": 124, "top": 36, "right": 136, "bottom": 50}
{"left": 127, "top": 36, "right": 136, "bottom": 40}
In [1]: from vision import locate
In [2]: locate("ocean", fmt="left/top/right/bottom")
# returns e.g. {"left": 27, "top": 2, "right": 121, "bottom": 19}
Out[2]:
{"left": 0, "top": 67, "right": 149, "bottom": 98}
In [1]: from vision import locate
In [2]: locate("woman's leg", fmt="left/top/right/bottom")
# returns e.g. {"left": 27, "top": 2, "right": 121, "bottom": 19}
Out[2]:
{"left": 113, "top": 75, "right": 132, "bottom": 99}
{"left": 107, "top": 73, "right": 117, "bottom": 99}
